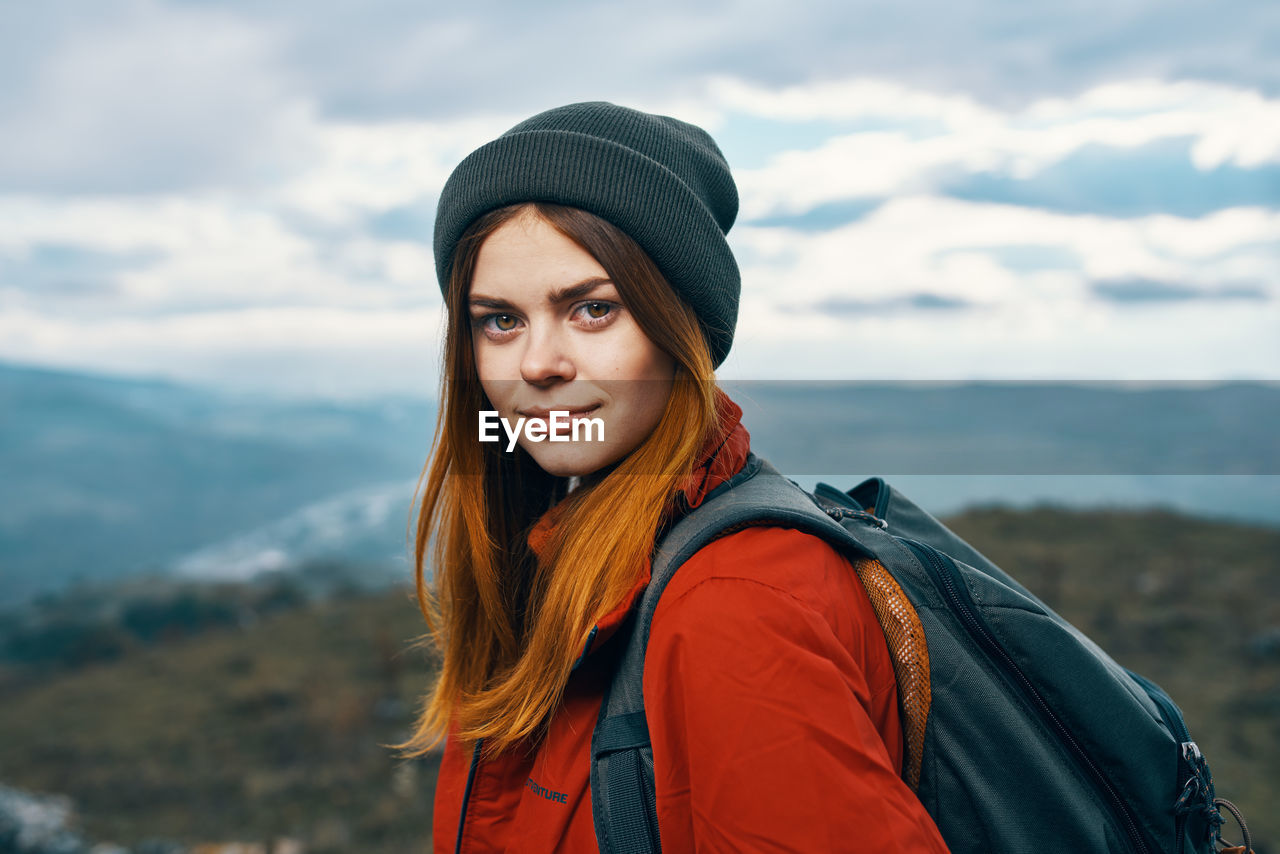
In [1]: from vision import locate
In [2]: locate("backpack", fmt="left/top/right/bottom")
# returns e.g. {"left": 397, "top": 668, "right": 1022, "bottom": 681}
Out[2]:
{"left": 590, "top": 453, "right": 1251, "bottom": 854}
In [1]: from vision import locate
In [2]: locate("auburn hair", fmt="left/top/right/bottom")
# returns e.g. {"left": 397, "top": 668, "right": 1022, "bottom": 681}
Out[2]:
{"left": 399, "top": 202, "right": 719, "bottom": 757}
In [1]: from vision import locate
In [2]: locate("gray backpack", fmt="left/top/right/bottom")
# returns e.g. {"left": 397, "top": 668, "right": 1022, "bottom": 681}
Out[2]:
{"left": 590, "top": 454, "right": 1249, "bottom": 854}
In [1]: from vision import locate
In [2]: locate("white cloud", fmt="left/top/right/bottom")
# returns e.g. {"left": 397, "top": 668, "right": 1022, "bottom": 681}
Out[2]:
{"left": 726, "top": 197, "right": 1280, "bottom": 379}
{"left": 734, "top": 197, "right": 1280, "bottom": 304}
{"left": 0, "top": 304, "right": 446, "bottom": 398}
{"left": 1, "top": 69, "right": 1276, "bottom": 394}
{"left": 267, "top": 113, "right": 519, "bottom": 226}
{"left": 0, "top": 191, "right": 448, "bottom": 313}
{"left": 0, "top": 0, "right": 315, "bottom": 193}
{"left": 723, "top": 78, "right": 1280, "bottom": 217}
{"left": 722, "top": 298, "right": 1280, "bottom": 381}
{"left": 709, "top": 76, "right": 1000, "bottom": 125}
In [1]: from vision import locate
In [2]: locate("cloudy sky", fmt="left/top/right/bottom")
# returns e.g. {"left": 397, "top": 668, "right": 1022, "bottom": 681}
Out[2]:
{"left": 1, "top": 0, "right": 1277, "bottom": 398}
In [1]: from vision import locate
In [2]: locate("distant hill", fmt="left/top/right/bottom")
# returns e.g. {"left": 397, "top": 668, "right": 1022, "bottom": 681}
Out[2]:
{"left": 0, "top": 506, "right": 1275, "bottom": 853}
{"left": 0, "top": 361, "right": 435, "bottom": 604}
{"left": 726, "top": 380, "right": 1280, "bottom": 476}
{"left": 3, "top": 360, "right": 1277, "bottom": 607}
{"left": 728, "top": 379, "right": 1280, "bottom": 529}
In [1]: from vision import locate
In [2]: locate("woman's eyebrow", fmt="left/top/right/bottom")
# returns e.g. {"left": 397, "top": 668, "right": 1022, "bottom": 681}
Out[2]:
{"left": 468, "top": 295, "right": 515, "bottom": 311}
{"left": 469, "top": 277, "right": 615, "bottom": 311}
{"left": 547, "top": 277, "right": 614, "bottom": 304}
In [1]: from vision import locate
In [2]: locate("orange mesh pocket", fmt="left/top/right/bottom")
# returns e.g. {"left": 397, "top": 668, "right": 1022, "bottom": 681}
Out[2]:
{"left": 851, "top": 557, "right": 932, "bottom": 790}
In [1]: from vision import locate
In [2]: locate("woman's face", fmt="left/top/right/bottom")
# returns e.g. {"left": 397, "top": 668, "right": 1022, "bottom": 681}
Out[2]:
{"left": 467, "top": 210, "right": 676, "bottom": 478}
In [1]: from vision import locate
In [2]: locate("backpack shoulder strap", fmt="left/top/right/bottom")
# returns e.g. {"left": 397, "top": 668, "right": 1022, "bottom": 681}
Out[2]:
{"left": 590, "top": 454, "right": 870, "bottom": 854}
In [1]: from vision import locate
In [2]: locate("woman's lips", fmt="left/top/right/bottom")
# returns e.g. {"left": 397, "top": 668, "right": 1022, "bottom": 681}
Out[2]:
{"left": 517, "top": 405, "right": 601, "bottom": 420}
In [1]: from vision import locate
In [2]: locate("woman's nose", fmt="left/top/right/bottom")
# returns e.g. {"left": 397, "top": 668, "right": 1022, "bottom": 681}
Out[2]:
{"left": 520, "top": 326, "right": 576, "bottom": 386}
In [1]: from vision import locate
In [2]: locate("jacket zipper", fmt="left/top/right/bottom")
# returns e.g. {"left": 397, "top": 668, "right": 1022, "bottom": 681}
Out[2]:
{"left": 454, "top": 739, "right": 484, "bottom": 854}
{"left": 899, "top": 538, "right": 1153, "bottom": 854}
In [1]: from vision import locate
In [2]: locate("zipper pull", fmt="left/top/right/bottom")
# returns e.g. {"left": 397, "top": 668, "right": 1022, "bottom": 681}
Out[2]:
{"left": 821, "top": 505, "right": 888, "bottom": 529}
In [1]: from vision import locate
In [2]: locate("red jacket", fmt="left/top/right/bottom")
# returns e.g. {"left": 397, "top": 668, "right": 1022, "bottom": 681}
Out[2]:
{"left": 432, "top": 393, "right": 949, "bottom": 853}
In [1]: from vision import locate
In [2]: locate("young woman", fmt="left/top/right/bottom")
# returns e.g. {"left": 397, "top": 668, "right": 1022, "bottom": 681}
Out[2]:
{"left": 402, "top": 102, "right": 949, "bottom": 852}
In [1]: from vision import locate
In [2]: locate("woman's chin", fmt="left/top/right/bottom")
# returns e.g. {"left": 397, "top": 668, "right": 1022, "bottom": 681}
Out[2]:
{"left": 523, "top": 444, "right": 622, "bottom": 479}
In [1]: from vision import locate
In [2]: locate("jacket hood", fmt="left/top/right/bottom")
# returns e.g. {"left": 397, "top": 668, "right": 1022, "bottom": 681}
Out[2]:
{"left": 525, "top": 386, "right": 751, "bottom": 664}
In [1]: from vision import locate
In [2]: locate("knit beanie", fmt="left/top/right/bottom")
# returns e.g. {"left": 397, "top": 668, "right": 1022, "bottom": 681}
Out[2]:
{"left": 433, "top": 101, "right": 740, "bottom": 368}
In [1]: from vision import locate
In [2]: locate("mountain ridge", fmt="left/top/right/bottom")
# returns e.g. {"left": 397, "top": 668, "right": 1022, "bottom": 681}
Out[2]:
{"left": 4, "top": 359, "right": 1277, "bottom": 605}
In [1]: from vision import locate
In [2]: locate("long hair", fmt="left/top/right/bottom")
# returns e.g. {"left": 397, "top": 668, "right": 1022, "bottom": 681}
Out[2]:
{"left": 399, "top": 202, "right": 719, "bottom": 757}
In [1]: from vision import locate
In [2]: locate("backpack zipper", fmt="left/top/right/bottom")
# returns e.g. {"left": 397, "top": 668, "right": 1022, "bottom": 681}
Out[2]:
{"left": 899, "top": 538, "right": 1153, "bottom": 854}
{"left": 1124, "top": 669, "right": 1202, "bottom": 854}
{"left": 454, "top": 739, "right": 484, "bottom": 854}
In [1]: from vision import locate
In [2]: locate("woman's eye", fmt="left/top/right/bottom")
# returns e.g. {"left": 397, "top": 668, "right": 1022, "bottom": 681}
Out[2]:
{"left": 473, "top": 314, "right": 521, "bottom": 338}
{"left": 575, "top": 301, "right": 617, "bottom": 324}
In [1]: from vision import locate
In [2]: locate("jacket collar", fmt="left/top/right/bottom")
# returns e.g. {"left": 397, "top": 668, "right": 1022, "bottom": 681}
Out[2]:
{"left": 526, "top": 387, "right": 751, "bottom": 664}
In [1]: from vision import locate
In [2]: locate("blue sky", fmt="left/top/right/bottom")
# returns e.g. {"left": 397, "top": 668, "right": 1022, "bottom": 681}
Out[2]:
{"left": 0, "top": 1, "right": 1276, "bottom": 398}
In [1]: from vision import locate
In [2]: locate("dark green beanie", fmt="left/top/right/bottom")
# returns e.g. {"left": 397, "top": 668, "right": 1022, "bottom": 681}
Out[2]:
{"left": 433, "top": 101, "right": 740, "bottom": 368}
